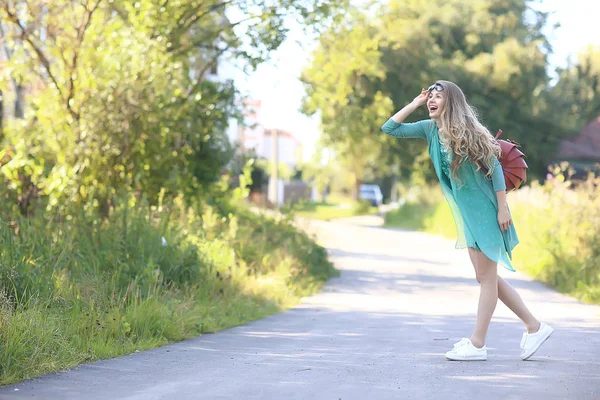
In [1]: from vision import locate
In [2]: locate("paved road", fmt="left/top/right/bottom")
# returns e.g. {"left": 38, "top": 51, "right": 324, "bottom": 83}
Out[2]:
{"left": 2, "top": 217, "right": 599, "bottom": 400}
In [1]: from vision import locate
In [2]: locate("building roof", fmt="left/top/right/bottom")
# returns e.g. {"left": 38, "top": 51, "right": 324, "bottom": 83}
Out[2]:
{"left": 556, "top": 116, "right": 600, "bottom": 161}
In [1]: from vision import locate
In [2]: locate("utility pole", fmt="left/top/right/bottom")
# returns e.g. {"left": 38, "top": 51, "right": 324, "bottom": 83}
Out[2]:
{"left": 269, "top": 129, "right": 279, "bottom": 207}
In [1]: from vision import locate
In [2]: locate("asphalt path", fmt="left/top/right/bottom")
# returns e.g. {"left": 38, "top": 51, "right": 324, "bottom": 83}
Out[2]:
{"left": 1, "top": 216, "right": 599, "bottom": 400}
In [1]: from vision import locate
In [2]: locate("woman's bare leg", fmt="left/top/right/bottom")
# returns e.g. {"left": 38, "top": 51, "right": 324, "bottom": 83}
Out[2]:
{"left": 468, "top": 249, "right": 498, "bottom": 348}
{"left": 468, "top": 248, "right": 541, "bottom": 337}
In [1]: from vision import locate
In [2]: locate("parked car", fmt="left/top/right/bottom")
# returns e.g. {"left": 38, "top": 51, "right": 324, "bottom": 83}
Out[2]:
{"left": 359, "top": 184, "right": 383, "bottom": 207}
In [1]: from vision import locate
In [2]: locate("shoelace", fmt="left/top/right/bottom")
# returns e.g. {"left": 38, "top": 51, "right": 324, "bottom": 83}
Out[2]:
{"left": 453, "top": 338, "right": 470, "bottom": 349}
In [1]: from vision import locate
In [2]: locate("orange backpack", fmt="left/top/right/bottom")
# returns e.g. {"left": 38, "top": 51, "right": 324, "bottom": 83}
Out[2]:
{"left": 494, "top": 129, "right": 528, "bottom": 191}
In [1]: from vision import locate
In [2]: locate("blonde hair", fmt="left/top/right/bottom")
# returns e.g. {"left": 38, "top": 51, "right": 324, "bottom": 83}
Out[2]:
{"left": 435, "top": 80, "right": 501, "bottom": 180}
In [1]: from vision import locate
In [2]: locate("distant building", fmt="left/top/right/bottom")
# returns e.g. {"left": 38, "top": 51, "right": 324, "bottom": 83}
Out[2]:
{"left": 554, "top": 116, "right": 600, "bottom": 178}
{"left": 263, "top": 129, "right": 303, "bottom": 169}
{"left": 235, "top": 100, "right": 307, "bottom": 206}
{"left": 237, "top": 100, "right": 303, "bottom": 168}
{"left": 237, "top": 99, "right": 265, "bottom": 155}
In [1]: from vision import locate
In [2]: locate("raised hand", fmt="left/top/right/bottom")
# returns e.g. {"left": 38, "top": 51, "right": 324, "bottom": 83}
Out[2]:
{"left": 412, "top": 89, "right": 429, "bottom": 107}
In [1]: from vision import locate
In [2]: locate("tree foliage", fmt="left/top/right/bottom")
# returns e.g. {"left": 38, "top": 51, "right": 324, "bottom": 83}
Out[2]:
{"left": 301, "top": 10, "right": 395, "bottom": 198}
{"left": 0, "top": 0, "right": 346, "bottom": 215}
{"left": 302, "top": 0, "right": 600, "bottom": 197}
{"left": 546, "top": 45, "right": 600, "bottom": 133}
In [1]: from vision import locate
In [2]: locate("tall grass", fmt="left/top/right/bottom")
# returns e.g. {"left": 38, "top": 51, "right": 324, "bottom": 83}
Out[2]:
{"left": 0, "top": 195, "right": 337, "bottom": 385}
{"left": 287, "top": 199, "right": 379, "bottom": 221}
{"left": 384, "top": 166, "right": 600, "bottom": 304}
{"left": 509, "top": 171, "right": 600, "bottom": 303}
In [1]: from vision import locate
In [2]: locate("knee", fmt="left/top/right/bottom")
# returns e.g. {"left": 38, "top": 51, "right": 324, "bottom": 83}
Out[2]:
{"left": 473, "top": 266, "right": 485, "bottom": 284}
{"left": 474, "top": 267, "right": 496, "bottom": 285}
{"left": 478, "top": 270, "right": 498, "bottom": 285}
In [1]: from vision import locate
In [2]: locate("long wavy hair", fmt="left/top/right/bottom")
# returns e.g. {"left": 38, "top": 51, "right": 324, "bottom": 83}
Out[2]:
{"left": 435, "top": 80, "right": 501, "bottom": 180}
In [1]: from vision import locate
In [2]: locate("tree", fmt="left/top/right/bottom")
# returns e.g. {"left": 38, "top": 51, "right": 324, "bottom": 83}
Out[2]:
{"left": 546, "top": 45, "right": 600, "bottom": 133}
{"left": 301, "top": 9, "right": 394, "bottom": 200}
{"left": 0, "top": 0, "right": 346, "bottom": 215}
{"left": 378, "top": 0, "right": 558, "bottom": 177}
{"left": 298, "top": 148, "right": 338, "bottom": 202}
{"left": 302, "top": 0, "right": 578, "bottom": 190}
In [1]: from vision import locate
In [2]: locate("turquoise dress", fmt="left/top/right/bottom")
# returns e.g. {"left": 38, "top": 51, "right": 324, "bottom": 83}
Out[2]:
{"left": 382, "top": 118, "right": 519, "bottom": 271}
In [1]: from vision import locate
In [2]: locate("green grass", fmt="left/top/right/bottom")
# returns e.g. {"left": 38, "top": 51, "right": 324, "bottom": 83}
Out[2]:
{"left": 0, "top": 199, "right": 338, "bottom": 385}
{"left": 384, "top": 203, "right": 436, "bottom": 230}
{"left": 385, "top": 201, "right": 456, "bottom": 238}
{"left": 384, "top": 177, "right": 600, "bottom": 305}
{"left": 289, "top": 199, "right": 379, "bottom": 221}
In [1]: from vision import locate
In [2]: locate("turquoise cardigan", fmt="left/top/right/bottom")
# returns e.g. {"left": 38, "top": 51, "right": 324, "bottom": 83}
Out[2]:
{"left": 382, "top": 118, "right": 519, "bottom": 271}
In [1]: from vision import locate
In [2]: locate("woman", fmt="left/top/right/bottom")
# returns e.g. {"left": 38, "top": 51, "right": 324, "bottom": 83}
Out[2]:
{"left": 381, "top": 80, "right": 553, "bottom": 361}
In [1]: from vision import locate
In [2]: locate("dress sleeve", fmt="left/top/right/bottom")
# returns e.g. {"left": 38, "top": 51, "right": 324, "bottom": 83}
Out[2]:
{"left": 381, "top": 118, "right": 429, "bottom": 140}
{"left": 491, "top": 157, "right": 507, "bottom": 192}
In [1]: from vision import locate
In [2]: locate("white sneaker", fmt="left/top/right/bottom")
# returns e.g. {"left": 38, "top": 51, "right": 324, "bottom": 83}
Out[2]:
{"left": 520, "top": 322, "right": 554, "bottom": 360}
{"left": 445, "top": 338, "right": 487, "bottom": 361}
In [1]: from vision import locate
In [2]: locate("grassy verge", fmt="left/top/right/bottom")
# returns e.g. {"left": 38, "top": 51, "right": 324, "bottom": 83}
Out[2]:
{"left": 0, "top": 197, "right": 337, "bottom": 385}
{"left": 384, "top": 172, "right": 600, "bottom": 305}
{"left": 288, "top": 197, "right": 379, "bottom": 221}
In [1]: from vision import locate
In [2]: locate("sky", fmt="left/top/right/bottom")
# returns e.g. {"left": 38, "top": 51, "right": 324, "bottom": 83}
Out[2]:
{"left": 231, "top": 0, "right": 600, "bottom": 161}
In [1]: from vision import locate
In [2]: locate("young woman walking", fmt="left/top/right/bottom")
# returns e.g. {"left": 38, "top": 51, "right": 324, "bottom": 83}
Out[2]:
{"left": 381, "top": 80, "right": 553, "bottom": 361}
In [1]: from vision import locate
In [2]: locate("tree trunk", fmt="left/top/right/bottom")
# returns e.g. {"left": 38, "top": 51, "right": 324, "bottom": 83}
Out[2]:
{"left": 0, "top": 89, "right": 3, "bottom": 134}
{"left": 17, "top": 172, "right": 38, "bottom": 217}
{"left": 353, "top": 176, "right": 361, "bottom": 201}
{"left": 15, "top": 84, "right": 24, "bottom": 118}
{"left": 391, "top": 164, "right": 399, "bottom": 203}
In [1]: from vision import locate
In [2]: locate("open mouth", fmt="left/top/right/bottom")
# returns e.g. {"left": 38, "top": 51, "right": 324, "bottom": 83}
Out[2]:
{"left": 429, "top": 105, "right": 438, "bottom": 112}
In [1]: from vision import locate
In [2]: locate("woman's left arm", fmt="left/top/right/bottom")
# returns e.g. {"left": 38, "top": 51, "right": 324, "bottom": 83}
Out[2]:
{"left": 496, "top": 190, "right": 512, "bottom": 232}
{"left": 493, "top": 159, "right": 512, "bottom": 232}
{"left": 491, "top": 158, "right": 506, "bottom": 192}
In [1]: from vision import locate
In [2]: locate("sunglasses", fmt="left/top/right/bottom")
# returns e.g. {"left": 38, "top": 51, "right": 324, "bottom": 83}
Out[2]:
{"left": 427, "top": 83, "right": 444, "bottom": 92}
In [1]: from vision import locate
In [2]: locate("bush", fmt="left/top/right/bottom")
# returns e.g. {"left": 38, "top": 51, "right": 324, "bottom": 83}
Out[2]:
{"left": 286, "top": 196, "right": 378, "bottom": 221}
{"left": 509, "top": 167, "right": 600, "bottom": 303}
{"left": 384, "top": 185, "right": 446, "bottom": 230}
{"left": 350, "top": 199, "right": 374, "bottom": 216}
{"left": 0, "top": 196, "right": 337, "bottom": 385}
